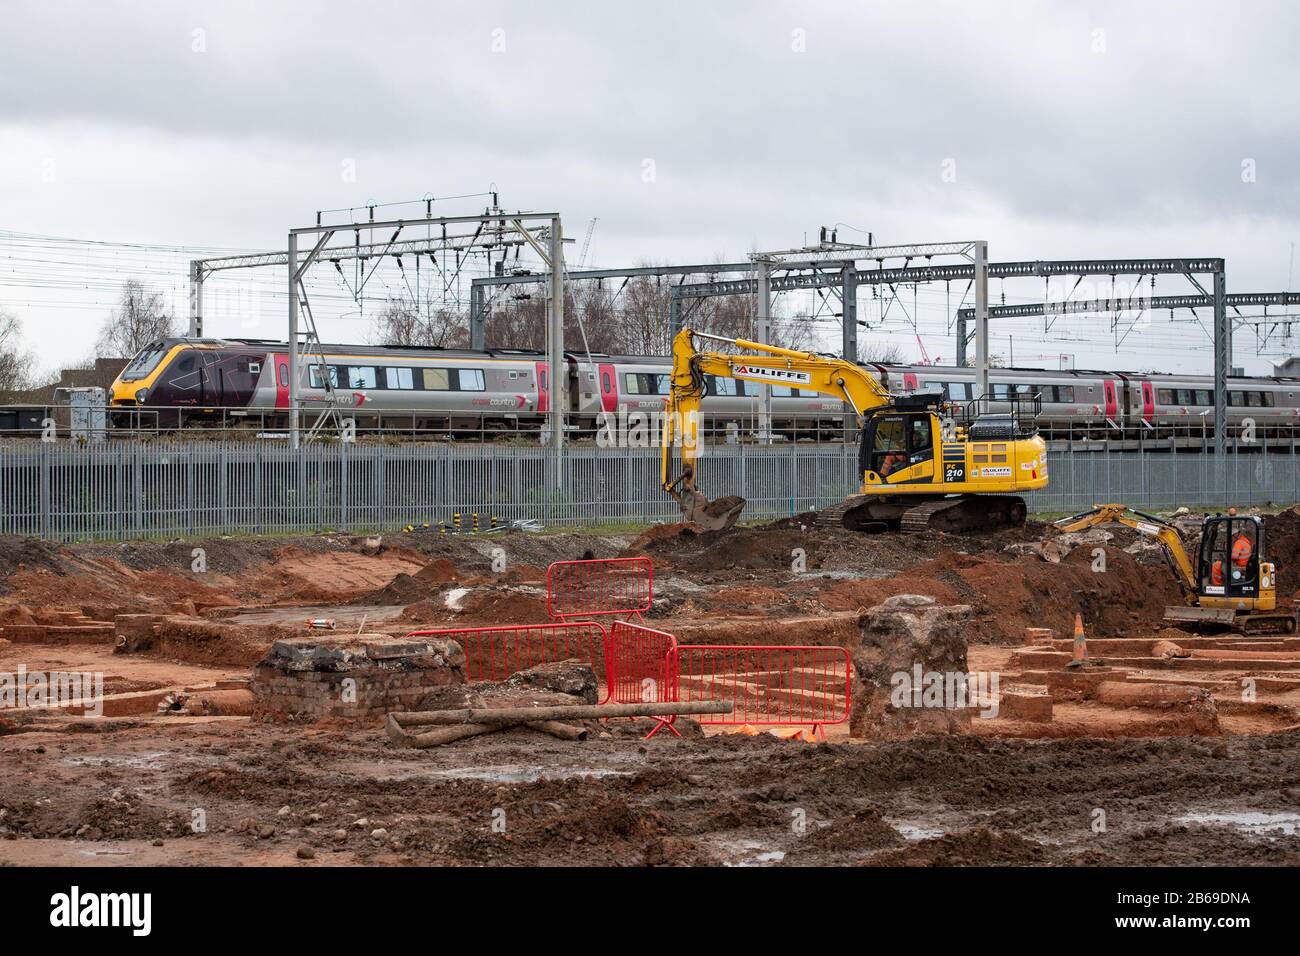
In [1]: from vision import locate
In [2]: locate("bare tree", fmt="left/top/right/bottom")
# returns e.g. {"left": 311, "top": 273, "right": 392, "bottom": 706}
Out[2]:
{"left": 371, "top": 291, "right": 469, "bottom": 348}
{"left": 96, "top": 280, "right": 176, "bottom": 358}
{"left": 858, "top": 340, "right": 907, "bottom": 364}
{"left": 0, "top": 309, "right": 37, "bottom": 394}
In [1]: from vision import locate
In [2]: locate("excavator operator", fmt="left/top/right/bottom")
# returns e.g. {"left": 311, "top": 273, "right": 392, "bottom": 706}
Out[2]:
{"left": 1210, "top": 521, "right": 1255, "bottom": 587}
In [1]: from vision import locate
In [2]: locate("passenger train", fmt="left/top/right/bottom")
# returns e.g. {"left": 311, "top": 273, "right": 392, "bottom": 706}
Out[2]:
{"left": 107, "top": 337, "right": 1300, "bottom": 441}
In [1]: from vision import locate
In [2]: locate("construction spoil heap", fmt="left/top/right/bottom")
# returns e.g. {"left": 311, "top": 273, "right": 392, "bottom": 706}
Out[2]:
{"left": 1, "top": 506, "right": 1299, "bottom": 866}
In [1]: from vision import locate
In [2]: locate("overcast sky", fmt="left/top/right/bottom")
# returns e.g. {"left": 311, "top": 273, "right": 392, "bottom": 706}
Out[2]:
{"left": 2, "top": 0, "right": 1298, "bottom": 374}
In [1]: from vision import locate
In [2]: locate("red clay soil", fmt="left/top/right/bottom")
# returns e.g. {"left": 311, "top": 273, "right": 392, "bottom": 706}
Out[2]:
{"left": 1267, "top": 506, "right": 1300, "bottom": 599}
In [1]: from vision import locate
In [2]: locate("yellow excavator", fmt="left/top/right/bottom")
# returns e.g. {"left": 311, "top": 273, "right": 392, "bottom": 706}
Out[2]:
{"left": 660, "top": 328, "right": 1049, "bottom": 534}
{"left": 1052, "top": 504, "right": 1298, "bottom": 633}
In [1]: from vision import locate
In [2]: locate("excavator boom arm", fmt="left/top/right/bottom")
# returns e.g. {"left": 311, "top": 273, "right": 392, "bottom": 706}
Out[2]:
{"left": 1052, "top": 504, "right": 1199, "bottom": 601}
{"left": 661, "top": 327, "right": 890, "bottom": 500}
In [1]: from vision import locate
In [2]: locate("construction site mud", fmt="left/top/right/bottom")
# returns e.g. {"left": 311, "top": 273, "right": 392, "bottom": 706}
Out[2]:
{"left": 3, "top": 507, "right": 1300, "bottom": 866}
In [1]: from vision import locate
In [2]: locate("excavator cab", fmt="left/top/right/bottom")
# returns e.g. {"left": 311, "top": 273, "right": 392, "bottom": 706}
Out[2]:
{"left": 1198, "top": 514, "right": 1262, "bottom": 600}
{"left": 861, "top": 411, "right": 937, "bottom": 481}
{"left": 857, "top": 390, "right": 944, "bottom": 482}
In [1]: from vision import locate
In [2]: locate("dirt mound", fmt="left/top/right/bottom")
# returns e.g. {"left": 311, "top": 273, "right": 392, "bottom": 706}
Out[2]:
{"left": 634, "top": 524, "right": 824, "bottom": 571}
{"left": 711, "top": 585, "right": 790, "bottom": 606}
{"left": 356, "top": 573, "right": 438, "bottom": 607}
{"left": 453, "top": 588, "right": 550, "bottom": 625}
{"left": 413, "top": 559, "right": 460, "bottom": 584}
{"left": 789, "top": 807, "right": 904, "bottom": 859}
{"left": 398, "top": 586, "right": 550, "bottom": 627}
{"left": 820, "top": 545, "right": 1181, "bottom": 644}
{"left": 0, "top": 537, "right": 68, "bottom": 584}
{"left": 867, "top": 827, "right": 1050, "bottom": 866}
{"left": 0, "top": 604, "right": 37, "bottom": 626}
{"left": 156, "top": 616, "right": 294, "bottom": 667}
{"left": 1267, "top": 506, "right": 1300, "bottom": 598}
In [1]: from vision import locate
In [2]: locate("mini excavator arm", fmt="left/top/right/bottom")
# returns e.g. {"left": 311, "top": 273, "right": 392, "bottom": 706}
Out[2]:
{"left": 1052, "top": 503, "right": 1200, "bottom": 604}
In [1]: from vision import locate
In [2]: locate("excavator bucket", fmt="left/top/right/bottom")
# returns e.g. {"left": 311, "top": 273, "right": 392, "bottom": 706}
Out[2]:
{"left": 1162, "top": 605, "right": 1238, "bottom": 627}
{"left": 679, "top": 489, "right": 746, "bottom": 532}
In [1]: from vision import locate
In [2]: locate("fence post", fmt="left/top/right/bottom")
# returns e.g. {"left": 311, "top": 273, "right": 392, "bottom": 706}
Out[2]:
{"left": 39, "top": 442, "right": 51, "bottom": 540}
{"left": 340, "top": 440, "right": 350, "bottom": 530}
{"left": 133, "top": 443, "right": 144, "bottom": 537}
{"left": 220, "top": 443, "right": 230, "bottom": 532}
{"left": 1170, "top": 435, "right": 1177, "bottom": 509}
{"left": 789, "top": 440, "right": 798, "bottom": 516}
{"left": 376, "top": 442, "right": 386, "bottom": 529}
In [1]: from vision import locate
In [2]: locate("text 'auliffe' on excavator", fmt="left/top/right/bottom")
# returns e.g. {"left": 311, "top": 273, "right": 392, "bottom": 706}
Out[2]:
{"left": 659, "top": 327, "right": 1049, "bottom": 534}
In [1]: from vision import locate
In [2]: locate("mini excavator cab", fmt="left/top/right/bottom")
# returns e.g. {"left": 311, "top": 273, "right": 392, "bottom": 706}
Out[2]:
{"left": 1197, "top": 512, "right": 1264, "bottom": 603}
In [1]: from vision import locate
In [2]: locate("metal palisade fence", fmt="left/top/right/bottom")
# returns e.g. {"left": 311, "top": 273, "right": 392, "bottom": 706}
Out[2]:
{"left": 0, "top": 440, "right": 1297, "bottom": 542}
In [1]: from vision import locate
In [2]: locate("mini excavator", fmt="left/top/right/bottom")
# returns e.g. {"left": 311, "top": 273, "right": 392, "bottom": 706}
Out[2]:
{"left": 660, "top": 328, "right": 1049, "bottom": 534}
{"left": 1052, "top": 504, "right": 1298, "bottom": 633}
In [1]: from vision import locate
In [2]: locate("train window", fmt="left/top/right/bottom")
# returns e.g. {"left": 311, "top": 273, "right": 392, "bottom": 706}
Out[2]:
{"left": 1175, "top": 389, "right": 1193, "bottom": 405}
{"left": 422, "top": 368, "right": 451, "bottom": 391}
{"left": 121, "top": 344, "right": 170, "bottom": 381}
{"left": 1261, "top": 392, "right": 1275, "bottom": 407}
{"left": 385, "top": 367, "right": 414, "bottom": 390}
{"left": 601, "top": 371, "right": 612, "bottom": 392}
{"left": 710, "top": 377, "right": 739, "bottom": 396}
{"left": 1246, "top": 391, "right": 1262, "bottom": 407}
{"left": 991, "top": 383, "right": 1013, "bottom": 399}
{"left": 623, "top": 373, "right": 642, "bottom": 394}
{"left": 309, "top": 365, "right": 338, "bottom": 389}
{"left": 1228, "top": 392, "right": 1244, "bottom": 406}
{"left": 1056, "top": 385, "right": 1075, "bottom": 402}
{"left": 278, "top": 363, "right": 289, "bottom": 388}
{"left": 1157, "top": 388, "right": 1175, "bottom": 404}
{"left": 770, "top": 385, "right": 793, "bottom": 397}
{"left": 458, "top": 369, "right": 486, "bottom": 391}
{"left": 345, "top": 367, "right": 378, "bottom": 389}
{"left": 948, "top": 382, "right": 971, "bottom": 401}
{"left": 1194, "top": 390, "right": 1211, "bottom": 405}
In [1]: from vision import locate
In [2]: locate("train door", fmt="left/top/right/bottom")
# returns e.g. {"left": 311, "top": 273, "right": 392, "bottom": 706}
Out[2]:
{"left": 598, "top": 363, "right": 618, "bottom": 413}
{"left": 902, "top": 372, "right": 918, "bottom": 393}
{"left": 535, "top": 361, "right": 549, "bottom": 413}
{"left": 274, "top": 354, "right": 290, "bottom": 409}
{"left": 1140, "top": 381, "right": 1155, "bottom": 425}
{"left": 1102, "top": 379, "right": 1119, "bottom": 420}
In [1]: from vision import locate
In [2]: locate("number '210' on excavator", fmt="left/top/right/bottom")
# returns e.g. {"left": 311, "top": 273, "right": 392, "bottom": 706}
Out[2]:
{"left": 659, "top": 328, "right": 1050, "bottom": 534}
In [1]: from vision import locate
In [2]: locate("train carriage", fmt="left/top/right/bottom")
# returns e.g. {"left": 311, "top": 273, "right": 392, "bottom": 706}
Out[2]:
{"left": 105, "top": 337, "right": 1300, "bottom": 444}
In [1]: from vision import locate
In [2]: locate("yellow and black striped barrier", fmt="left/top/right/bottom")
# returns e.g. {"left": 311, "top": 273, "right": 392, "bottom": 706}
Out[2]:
{"left": 402, "top": 514, "right": 505, "bottom": 535}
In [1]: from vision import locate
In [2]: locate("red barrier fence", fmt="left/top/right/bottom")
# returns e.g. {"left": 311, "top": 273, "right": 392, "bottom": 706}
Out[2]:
{"left": 605, "top": 620, "right": 677, "bottom": 709}
{"left": 406, "top": 621, "right": 609, "bottom": 688}
{"left": 547, "top": 557, "right": 653, "bottom": 621}
{"left": 671, "top": 645, "right": 851, "bottom": 739}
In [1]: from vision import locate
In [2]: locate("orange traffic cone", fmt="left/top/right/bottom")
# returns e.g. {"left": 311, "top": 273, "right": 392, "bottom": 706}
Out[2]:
{"left": 1067, "top": 612, "right": 1087, "bottom": 668}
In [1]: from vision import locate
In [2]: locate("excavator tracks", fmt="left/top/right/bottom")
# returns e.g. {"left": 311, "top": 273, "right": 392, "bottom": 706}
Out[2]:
{"left": 899, "top": 495, "right": 1028, "bottom": 534}
{"left": 818, "top": 494, "right": 1029, "bottom": 535}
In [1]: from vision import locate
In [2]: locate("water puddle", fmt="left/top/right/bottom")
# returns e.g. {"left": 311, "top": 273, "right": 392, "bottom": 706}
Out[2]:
{"left": 1174, "top": 810, "right": 1300, "bottom": 837}
{"left": 718, "top": 839, "right": 787, "bottom": 867}
{"left": 62, "top": 751, "right": 168, "bottom": 770}
{"left": 890, "top": 821, "right": 947, "bottom": 841}
{"left": 423, "top": 764, "right": 630, "bottom": 784}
